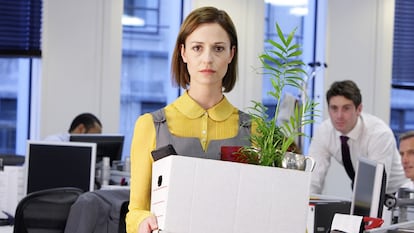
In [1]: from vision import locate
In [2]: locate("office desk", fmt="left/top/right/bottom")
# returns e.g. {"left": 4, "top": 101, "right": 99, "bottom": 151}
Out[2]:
{"left": 0, "top": 166, "right": 25, "bottom": 220}
{"left": 365, "top": 220, "right": 414, "bottom": 232}
{"left": 110, "top": 170, "right": 130, "bottom": 186}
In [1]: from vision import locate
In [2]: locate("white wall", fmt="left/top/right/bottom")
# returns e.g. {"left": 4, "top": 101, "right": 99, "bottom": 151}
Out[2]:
{"left": 321, "top": 0, "right": 395, "bottom": 198}
{"left": 38, "top": 0, "right": 123, "bottom": 139}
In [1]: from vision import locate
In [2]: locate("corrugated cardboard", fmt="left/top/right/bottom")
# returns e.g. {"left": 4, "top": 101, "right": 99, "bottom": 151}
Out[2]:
{"left": 151, "top": 155, "right": 311, "bottom": 233}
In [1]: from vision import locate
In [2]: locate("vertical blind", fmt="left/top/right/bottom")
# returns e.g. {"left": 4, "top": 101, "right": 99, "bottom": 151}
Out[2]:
{"left": 0, "top": 0, "right": 42, "bottom": 57}
{"left": 392, "top": 0, "right": 414, "bottom": 86}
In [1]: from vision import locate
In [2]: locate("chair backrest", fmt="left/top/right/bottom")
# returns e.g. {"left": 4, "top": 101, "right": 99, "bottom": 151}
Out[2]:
{"left": 13, "top": 187, "right": 84, "bottom": 233}
{"left": 64, "top": 189, "right": 129, "bottom": 233}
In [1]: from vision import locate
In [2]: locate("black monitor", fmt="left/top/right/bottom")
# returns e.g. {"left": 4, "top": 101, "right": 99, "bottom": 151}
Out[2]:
{"left": 350, "top": 157, "right": 386, "bottom": 218}
{"left": 69, "top": 134, "right": 124, "bottom": 165}
{"left": 25, "top": 141, "right": 96, "bottom": 194}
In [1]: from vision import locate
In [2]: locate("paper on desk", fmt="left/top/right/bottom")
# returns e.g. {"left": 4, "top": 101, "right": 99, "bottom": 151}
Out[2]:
{"left": 0, "top": 166, "right": 25, "bottom": 218}
{"left": 331, "top": 213, "right": 363, "bottom": 233}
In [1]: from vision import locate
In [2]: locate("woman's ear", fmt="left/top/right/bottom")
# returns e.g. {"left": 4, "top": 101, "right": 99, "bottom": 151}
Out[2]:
{"left": 228, "top": 45, "right": 235, "bottom": 64}
{"left": 180, "top": 44, "right": 187, "bottom": 63}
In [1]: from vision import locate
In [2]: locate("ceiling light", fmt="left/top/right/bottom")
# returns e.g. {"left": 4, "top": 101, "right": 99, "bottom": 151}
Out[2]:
{"left": 290, "top": 7, "right": 308, "bottom": 16}
{"left": 264, "top": 0, "right": 308, "bottom": 6}
{"left": 122, "top": 15, "right": 145, "bottom": 26}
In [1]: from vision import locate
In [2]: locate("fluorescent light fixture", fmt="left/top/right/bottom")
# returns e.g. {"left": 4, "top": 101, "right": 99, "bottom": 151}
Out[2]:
{"left": 290, "top": 7, "right": 309, "bottom": 16}
{"left": 264, "top": 0, "right": 308, "bottom": 6}
{"left": 122, "top": 15, "right": 145, "bottom": 26}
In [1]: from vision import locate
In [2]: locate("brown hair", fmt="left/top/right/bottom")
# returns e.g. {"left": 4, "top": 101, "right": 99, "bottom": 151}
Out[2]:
{"left": 399, "top": 131, "right": 414, "bottom": 143}
{"left": 326, "top": 80, "right": 362, "bottom": 108}
{"left": 171, "top": 6, "right": 238, "bottom": 93}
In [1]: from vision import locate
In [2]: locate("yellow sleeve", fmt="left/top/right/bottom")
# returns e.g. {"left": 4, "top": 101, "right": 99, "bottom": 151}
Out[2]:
{"left": 126, "top": 113, "right": 156, "bottom": 233}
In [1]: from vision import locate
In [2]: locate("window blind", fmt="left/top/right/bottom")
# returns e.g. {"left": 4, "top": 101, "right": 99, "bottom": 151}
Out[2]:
{"left": 0, "top": 0, "right": 42, "bottom": 57}
{"left": 392, "top": 0, "right": 414, "bottom": 86}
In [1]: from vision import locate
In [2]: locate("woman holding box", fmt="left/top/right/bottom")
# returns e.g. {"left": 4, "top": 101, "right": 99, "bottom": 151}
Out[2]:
{"left": 125, "top": 6, "right": 253, "bottom": 233}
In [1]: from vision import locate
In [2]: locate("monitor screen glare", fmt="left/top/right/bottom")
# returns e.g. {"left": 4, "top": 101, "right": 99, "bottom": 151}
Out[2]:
{"left": 350, "top": 157, "right": 386, "bottom": 218}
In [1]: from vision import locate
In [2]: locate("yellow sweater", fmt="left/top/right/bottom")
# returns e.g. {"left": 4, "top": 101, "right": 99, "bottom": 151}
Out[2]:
{"left": 125, "top": 91, "right": 247, "bottom": 233}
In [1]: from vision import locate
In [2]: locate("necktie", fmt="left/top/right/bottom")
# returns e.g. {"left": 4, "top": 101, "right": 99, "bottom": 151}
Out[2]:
{"left": 340, "top": 135, "right": 355, "bottom": 181}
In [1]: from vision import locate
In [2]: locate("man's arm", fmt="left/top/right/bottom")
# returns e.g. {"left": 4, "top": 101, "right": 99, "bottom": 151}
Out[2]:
{"left": 308, "top": 125, "right": 333, "bottom": 194}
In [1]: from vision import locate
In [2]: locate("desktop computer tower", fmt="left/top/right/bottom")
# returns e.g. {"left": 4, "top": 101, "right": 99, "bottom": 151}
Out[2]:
{"left": 307, "top": 199, "right": 351, "bottom": 233}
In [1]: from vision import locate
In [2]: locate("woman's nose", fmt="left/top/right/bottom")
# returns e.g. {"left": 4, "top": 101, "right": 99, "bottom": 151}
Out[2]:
{"left": 201, "top": 49, "right": 213, "bottom": 63}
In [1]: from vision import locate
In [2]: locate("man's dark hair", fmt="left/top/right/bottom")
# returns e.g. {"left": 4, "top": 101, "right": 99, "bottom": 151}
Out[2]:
{"left": 68, "top": 113, "right": 102, "bottom": 133}
{"left": 326, "top": 80, "right": 362, "bottom": 107}
{"left": 399, "top": 131, "right": 414, "bottom": 143}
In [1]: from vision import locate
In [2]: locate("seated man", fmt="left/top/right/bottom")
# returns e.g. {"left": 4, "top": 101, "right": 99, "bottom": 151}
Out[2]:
{"left": 399, "top": 131, "right": 414, "bottom": 188}
{"left": 44, "top": 112, "right": 102, "bottom": 141}
{"left": 390, "top": 131, "right": 414, "bottom": 223}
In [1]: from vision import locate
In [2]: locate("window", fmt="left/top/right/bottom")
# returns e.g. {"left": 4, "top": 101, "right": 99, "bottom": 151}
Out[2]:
{"left": 263, "top": 0, "right": 320, "bottom": 153}
{"left": 0, "top": 59, "right": 31, "bottom": 154}
{"left": 263, "top": 2, "right": 306, "bottom": 116}
{"left": 120, "top": 0, "right": 182, "bottom": 158}
{"left": 123, "top": 0, "right": 161, "bottom": 35}
{"left": 0, "top": 0, "right": 42, "bottom": 154}
{"left": 390, "top": 0, "right": 414, "bottom": 137}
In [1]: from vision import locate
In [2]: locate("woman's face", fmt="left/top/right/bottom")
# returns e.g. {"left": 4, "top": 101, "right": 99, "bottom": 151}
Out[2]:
{"left": 181, "top": 23, "right": 234, "bottom": 90}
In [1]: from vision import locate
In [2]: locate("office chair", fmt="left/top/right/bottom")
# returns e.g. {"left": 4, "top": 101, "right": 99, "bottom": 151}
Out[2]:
{"left": 64, "top": 189, "right": 129, "bottom": 233}
{"left": 13, "top": 187, "right": 84, "bottom": 233}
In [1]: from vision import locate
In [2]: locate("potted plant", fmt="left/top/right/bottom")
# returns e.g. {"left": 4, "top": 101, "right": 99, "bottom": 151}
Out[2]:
{"left": 240, "top": 23, "right": 319, "bottom": 168}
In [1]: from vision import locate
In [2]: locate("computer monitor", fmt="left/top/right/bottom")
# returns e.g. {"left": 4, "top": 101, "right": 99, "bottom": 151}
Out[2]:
{"left": 69, "top": 134, "right": 124, "bottom": 165}
{"left": 350, "top": 157, "right": 386, "bottom": 218}
{"left": 25, "top": 141, "right": 96, "bottom": 194}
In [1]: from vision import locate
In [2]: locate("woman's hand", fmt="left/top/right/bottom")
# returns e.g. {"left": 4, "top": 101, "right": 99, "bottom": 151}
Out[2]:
{"left": 138, "top": 215, "right": 158, "bottom": 233}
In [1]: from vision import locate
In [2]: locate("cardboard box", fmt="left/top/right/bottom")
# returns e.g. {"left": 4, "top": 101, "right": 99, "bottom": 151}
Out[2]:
{"left": 151, "top": 155, "right": 311, "bottom": 233}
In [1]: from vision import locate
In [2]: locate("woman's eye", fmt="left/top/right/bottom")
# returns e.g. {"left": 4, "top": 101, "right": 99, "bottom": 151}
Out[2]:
{"left": 192, "top": 45, "right": 201, "bottom": 52}
{"left": 215, "top": 46, "right": 224, "bottom": 52}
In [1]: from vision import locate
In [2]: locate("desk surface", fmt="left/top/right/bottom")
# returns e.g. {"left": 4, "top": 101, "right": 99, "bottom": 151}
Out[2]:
{"left": 365, "top": 220, "right": 414, "bottom": 232}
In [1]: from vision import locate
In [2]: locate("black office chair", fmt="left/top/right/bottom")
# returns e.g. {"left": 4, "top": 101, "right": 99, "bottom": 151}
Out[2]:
{"left": 13, "top": 187, "right": 84, "bottom": 233}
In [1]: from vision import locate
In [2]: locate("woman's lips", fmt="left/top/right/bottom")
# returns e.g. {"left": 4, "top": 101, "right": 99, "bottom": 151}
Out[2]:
{"left": 200, "top": 69, "right": 215, "bottom": 73}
